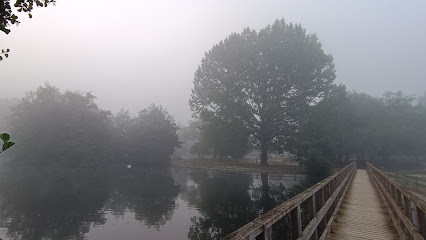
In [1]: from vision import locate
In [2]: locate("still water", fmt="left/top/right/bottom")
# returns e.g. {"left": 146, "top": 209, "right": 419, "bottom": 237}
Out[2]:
{"left": 0, "top": 166, "right": 309, "bottom": 240}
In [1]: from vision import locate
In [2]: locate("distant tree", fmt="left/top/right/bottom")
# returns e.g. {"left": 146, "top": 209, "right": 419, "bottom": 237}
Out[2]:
{"left": 289, "top": 85, "right": 351, "bottom": 175}
{"left": 178, "top": 119, "right": 202, "bottom": 143}
{"left": 10, "top": 83, "right": 111, "bottom": 166}
{"left": 292, "top": 88, "right": 426, "bottom": 173}
{"left": 379, "top": 91, "right": 425, "bottom": 163}
{"left": 190, "top": 19, "right": 336, "bottom": 165}
{"left": 110, "top": 109, "right": 134, "bottom": 160}
{"left": 418, "top": 92, "right": 426, "bottom": 108}
{"left": 122, "top": 105, "right": 181, "bottom": 164}
{"left": 189, "top": 141, "right": 209, "bottom": 159}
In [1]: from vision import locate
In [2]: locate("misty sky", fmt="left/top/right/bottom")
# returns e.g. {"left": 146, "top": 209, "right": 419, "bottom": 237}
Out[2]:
{"left": 1, "top": 0, "right": 425, "bottom": 123}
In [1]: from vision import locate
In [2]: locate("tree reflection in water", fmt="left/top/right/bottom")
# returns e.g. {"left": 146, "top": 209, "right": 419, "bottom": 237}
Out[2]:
{"left": 0, "top": 167, "right": 311, "bottom": 240}
{"left": 187, "top": 171, "right": 310, "bottom": 240}
{"left": 0, "top": 167, "right": 110, "bottom": 240}
{"left": 105, "top": 167, "right": 180, "bottom": 229}
{"left": 0, "top": 166, "right": 180, "bottom": 239}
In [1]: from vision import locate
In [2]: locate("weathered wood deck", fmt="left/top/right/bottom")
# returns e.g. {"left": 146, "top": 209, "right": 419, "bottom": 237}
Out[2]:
{"left": 327, "top": 169, "right": 400, "bottom": 240}
{"left": 222, "top": 162, "right": 426, "bottom": 240}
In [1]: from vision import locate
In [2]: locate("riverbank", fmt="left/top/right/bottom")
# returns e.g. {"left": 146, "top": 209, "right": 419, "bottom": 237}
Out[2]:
{"left": 171, "top": 157, "right": 305, "bottom": 173}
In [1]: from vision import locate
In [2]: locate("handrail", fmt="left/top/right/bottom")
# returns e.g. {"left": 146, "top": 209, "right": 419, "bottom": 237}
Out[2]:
{"left": 367, "top": 162, "right": 426, "bottom": 239}
{"left": 384, "top": 169, "right": 426, "bottom": 191}
{"left": 222, "top": 162, "right": 356, "bottom": 240}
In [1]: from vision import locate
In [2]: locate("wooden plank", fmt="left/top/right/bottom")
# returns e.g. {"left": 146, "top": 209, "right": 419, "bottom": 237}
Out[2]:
{"left": 327, "top": 170, "right": 400, "bottom": 240}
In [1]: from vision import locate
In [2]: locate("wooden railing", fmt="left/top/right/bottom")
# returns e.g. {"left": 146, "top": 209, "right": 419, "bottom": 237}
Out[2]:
{"left": 367, "top": 162, "right": 426, "bottom": 240}
{"left": 384, "top": 169, "right": 426, "bottom": 193}
{"left": 222, "top": 162, "right": 356, "bottom": 240}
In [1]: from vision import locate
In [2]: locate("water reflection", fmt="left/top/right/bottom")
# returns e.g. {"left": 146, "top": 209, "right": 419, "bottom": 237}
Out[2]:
{"left": 106, "top": 168, "right": 180, "bottom": 229}
{"left": 0, "top": 167, "right": 309, "bottom": 240}
{"left": 186, "top": 171, "right": 308, "bottom": 240}
{"left": 0, "top": 167, "right": 109, "bottom": 240}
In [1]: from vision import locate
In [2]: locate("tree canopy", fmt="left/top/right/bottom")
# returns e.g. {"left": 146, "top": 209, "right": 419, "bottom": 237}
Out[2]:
{"left": 7, "top": 83, "right": 181, "bottom": 167}
{"left": 190, "top": 19, "right": 336, "bottom": 165}
{"left": 291, "top": 88, "right": 426, "bottom": 175}
{"left": 111, "top": 104, "right": 181, "bottom": 164}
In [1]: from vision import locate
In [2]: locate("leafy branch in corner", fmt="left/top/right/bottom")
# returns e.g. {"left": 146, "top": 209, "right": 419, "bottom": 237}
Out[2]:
{"left": 1, "top": 0, "right": 56, "bottom": 34}
{"left": 1, "top": 0, "right": 56, "bottom": 60}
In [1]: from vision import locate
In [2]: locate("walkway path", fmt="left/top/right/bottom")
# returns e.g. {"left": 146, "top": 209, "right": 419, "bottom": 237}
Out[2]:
{"left": 327, "top": 169, "right": 400, "bottom": 240}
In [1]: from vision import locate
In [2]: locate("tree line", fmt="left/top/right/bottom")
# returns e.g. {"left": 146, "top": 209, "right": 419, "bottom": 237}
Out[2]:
{"left": 2, "top": 18, "right": 426, "bottom": 174}
{"left": 3, "top": 83, "right": 180, "bottom": 167}
{"left": 187, "top": 19, "right": 426, "bottom": 175}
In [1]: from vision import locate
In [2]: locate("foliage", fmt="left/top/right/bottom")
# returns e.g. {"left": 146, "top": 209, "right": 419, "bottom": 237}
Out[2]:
{"left": 189, "top": 141, "right": 209, "bottom": 159}
{"left": 291, "top": 87, "right": 426, "bottom": 174}
{"left": 0, "top": 48, "right": 9, "bottom": 61}
{"left": 418, "top": 92, "right": 426, "bottom": 108}
{"left": 9, "top": 83, "right": 111, "bottom": 166}
{"left": 0, "top": 0, "right": 56, "bottom": 34}
{"left": 1, "top": 1, "right": 55, "bottom": 61}
{"left": 198, "top": 116, "right": 251, "bottom": 160}
{"left": 7, "top": 83, "right": 181, "bottom": 166}
{"left": 190, "top": 18, "right": 336, "bottom": 165}
{"left": 289, "top": 85, "right": 349, "bottom": 176}
{"left": 111, "top": 105, "right": 181, "bottom": 164}
{"left": 0, "top": 132, "right": 14, "bottom": 152}
{"left": 178, "top": 119, "right": 201, "bottom": 142}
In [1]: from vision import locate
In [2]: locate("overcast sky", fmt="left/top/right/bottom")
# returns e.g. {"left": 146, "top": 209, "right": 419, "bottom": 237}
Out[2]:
{"left": 1, "top": 0, "right": 425, "bottom": 123}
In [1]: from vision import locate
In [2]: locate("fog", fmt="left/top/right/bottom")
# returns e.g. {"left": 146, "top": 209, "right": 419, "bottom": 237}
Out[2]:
{"left": 1, "top": 0, "right": 425, "bottom": 123}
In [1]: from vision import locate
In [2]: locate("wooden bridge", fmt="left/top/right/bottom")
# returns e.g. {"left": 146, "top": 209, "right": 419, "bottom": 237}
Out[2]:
{"left": 223, "top": 162, "right": 426, "bottom": 240}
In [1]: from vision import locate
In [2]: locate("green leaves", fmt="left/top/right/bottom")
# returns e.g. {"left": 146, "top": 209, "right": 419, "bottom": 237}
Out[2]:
{"left": 0, "top": 133, "right": 15, "bottom": 152}
{"left": 1, "top": 0, "right": 57, "bottom": 34}
{"left": 0, "top": 49, "right": 10, "bottom": 61}
{"left": 0, "top": 133, "right": 10, "bottom": 142}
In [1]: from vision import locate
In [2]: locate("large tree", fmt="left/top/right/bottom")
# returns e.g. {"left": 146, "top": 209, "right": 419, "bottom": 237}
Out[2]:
{"left": 190, "top": 19, "right": 336, "bottom": 165}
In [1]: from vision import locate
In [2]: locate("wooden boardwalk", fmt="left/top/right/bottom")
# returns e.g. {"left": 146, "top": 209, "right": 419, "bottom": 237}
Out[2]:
{"left": 328, "top": 169, "right": 400, "bottom": 240}
{"left": 223, "top": 162, "right": 426, "bottom": 240}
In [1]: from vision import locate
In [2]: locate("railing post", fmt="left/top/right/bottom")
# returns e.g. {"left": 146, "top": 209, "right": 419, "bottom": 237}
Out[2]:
{"left": 417, "top": 207, "right": 426, "bottom": 237}
{"left": 308, "top": 194, "right": 318, "bottom": 240}
{"left": 291, "top": 205, "right": 302, "bottom": 240}
{"left": 317, "top": 187, "right": 326, "bottom": 234}
{"left": 403, "top": 197, "right": 412, "bottom": 222}
{"left": 256, "top": 226, "right": 272, "bottom": 240}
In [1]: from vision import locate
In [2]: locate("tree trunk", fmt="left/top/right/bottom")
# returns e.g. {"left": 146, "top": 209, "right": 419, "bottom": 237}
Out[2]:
{"left": 261, "top": 173, "right": 273, "bottom": 212}
{"left": 260, "top": 138, "right": 268, "bottom": 166}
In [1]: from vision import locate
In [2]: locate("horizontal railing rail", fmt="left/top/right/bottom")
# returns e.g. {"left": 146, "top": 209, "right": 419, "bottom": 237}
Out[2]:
{"left": 172, "top": 158, "right": 305, "bottom": 173}
{"left": 222, "top": 162, "right": 356, "bottom": 240}
{"left": 383, "top": 169, "right": 426, "bottom": 192}
{"left": 368, "top": 162, "right": 426, "bottom": 239}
